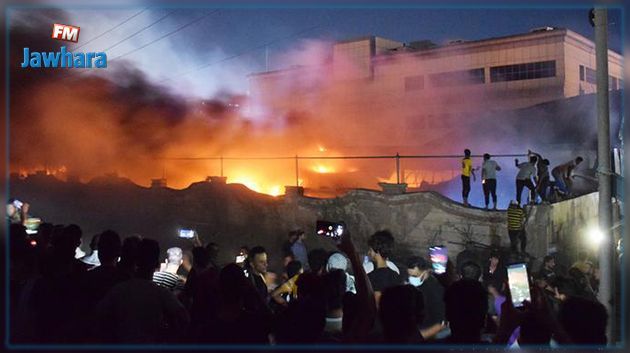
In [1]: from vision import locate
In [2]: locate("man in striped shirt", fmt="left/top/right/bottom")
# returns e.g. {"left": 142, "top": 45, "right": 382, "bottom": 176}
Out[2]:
{"left": 153, "top": 247, "right": 185, "bottom": 291}
{"left": 506, "top": 200, "right": 526, "bottom": 253}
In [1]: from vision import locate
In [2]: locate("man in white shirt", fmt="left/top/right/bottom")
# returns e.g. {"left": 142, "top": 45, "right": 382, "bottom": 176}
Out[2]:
{"left": 481, "top": 153, "right": 501, "bottom": 210}
{"left": 515, "top": 155, "right": 537, "bottom": 205}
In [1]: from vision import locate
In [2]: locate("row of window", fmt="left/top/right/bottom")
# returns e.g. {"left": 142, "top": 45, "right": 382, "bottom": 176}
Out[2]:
{"left": 490, "top": 61, "right": 556, "bottom": 82}
{"left": 405, "top": 60, "right": 557, "bottom": 91}
{"left": 579, "top": 65, "right": 623, "bottom": 90}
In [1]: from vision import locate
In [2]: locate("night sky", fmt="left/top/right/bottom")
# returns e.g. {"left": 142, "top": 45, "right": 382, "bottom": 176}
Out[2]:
{"left": 8, "top": 1, "right": 625, "bottom": 97}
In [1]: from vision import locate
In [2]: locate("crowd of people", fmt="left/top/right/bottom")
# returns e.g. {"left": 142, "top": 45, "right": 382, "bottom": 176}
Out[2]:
{"left": 9, "top": 218, "right": 609, "bottom": 347}
{"left": 460, "top": 149, "right": 584, "bottom": 209}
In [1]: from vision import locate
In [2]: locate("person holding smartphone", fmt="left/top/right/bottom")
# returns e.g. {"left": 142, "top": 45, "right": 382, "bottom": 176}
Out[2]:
{"left": 7, "top": 198, "right": 29, "bottom": 225}
{"left": 406, "top": 256, "right": 446, "bottom": 340}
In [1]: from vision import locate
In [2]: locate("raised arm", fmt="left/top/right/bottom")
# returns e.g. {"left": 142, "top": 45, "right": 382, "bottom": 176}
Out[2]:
{"left": 337, "top": 230, "right": 376, "bottom": 343}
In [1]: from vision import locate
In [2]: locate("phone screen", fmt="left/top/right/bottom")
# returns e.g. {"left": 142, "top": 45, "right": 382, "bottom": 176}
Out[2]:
{"left": 507, "top": 263, "right": 531, "bottom": 307}
{"left": 178, "top": 229, "right": 195, "bottom": 238}
{"left": 429, "top": 246, "right": 448, "bottom": 274}
{"left": 236, "top": 255, "right": 246, "bottom": 263}
{"left": 316, "top": 220, "right": 344, "bottom": 240}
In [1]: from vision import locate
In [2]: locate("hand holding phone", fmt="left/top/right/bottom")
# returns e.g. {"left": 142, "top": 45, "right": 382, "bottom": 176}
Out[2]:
{"left": 178, "top": 229, "right": 195, "bottom": 239}
{"left": 429, "top": 246, "right": 448, "bottom": 274}
{"left": 316, "top": 220, "right": 345, "bottom": 242}
{"left": 507, "top": 263, "right": 532, "bottom": 307}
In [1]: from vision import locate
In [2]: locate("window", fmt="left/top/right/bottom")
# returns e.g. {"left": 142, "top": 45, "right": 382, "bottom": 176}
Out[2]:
{"left": 579, "top": 65, "right": 585, "bottom": 81}
{"left": 428, "top": 68, "right": 485, "bottom": 87}
{"left": 610, "top": 76, "right": 617, "bottom": 90}
{"left": 405, "top": 75, "right": 425, "bottom": 91}
{"left": 585, "top": 67, "right": 596, "bottom": 84}
{"left": 490, "top": 60, "right": 556, "bottom": 82}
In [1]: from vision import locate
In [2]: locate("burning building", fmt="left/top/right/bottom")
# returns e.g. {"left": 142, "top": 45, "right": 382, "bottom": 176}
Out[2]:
{"left": 245, "top": 27, "right": 623, "bottom": 202}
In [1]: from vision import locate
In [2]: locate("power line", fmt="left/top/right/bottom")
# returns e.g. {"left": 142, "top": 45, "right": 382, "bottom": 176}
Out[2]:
{"left": 74, "top": 8, "right": 149, "bottom": 50}
{"left": 102, "top": 9, "right": 176, "bottom": 53}
{"left": 159, "top": 25, "right": 322, "bottom": 83}
{"left": 111, "top": 10, "right": 219, "bottom": 61}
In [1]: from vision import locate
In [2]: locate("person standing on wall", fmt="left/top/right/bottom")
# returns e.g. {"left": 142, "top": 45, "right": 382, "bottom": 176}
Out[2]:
{"left": 506, "top": 200, "right": 527, "bottom": 254}
{"left": 481, "top": 153, "right": 501, "bottom": 210}
{"left": 551, "top": 157, "right": 583, "bottom": 197}
{"left": 528, "top": 150, "right": 551, "bottom": 203}
{"left": 461, "top": 149, "right": 476, "bottom": 207}
{"left": 515, "top": 155, "right": 537, "bottom": 205}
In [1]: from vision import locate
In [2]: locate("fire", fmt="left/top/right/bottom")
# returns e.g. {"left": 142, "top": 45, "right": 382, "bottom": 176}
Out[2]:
{"left": 313, "top": 165, "right": 335, "bottom": 174}
{"left": 227, "top": 172, "right": 286, "bottom": 196}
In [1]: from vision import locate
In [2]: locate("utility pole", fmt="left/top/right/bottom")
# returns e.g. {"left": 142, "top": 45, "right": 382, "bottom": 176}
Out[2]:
{"left": 593, "top": 7, "right": 615, "bottom": 345}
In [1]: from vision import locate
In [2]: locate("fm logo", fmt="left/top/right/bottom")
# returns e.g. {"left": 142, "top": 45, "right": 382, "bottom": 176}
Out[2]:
{"left": 51, "top": 23, "right": 80, "bottom": 43}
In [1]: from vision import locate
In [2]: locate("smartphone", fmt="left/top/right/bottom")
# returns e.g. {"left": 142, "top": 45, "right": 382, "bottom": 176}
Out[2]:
{"left": 25, "top": 217, "right": 41, "bottom": 235}
{"left": 429, "top": 246, "right": 448, "bottom": 274}
{"left": 235, "top": 254, "right": 247, "bottom": 263}
{"left": 178, "top": 229, "right": 195, "bottom": 239}
{"left": 13, "top": 200, "right": 23, "bottom": 209}
{"left": 316, "top": 220, "right": 345, "bottom": 240}
{"left": 507, "top": 263, "right": 532, "bottom": 307}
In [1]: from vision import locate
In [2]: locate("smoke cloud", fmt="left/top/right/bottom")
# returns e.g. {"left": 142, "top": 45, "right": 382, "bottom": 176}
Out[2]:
{"left": 9, "top": 9, "right": 621, "bottom": 208}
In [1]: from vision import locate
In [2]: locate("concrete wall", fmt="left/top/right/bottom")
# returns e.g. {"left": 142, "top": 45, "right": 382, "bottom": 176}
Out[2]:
{"left": 12, "top": 175, "right": 611, "bottom": 273}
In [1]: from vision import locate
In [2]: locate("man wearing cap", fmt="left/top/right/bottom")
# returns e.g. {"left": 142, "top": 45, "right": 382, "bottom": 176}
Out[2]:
{"left": 327, "top": 252, "right": 356, "bottom": 294}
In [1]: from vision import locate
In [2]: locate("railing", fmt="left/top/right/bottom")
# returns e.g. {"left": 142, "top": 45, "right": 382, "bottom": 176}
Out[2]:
{"left": 157, "top": 153, "right": 527, "bottom": 189}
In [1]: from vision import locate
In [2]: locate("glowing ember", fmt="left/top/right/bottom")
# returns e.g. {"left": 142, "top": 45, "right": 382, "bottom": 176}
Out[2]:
{"left": 313, "top": 165, "right": 335, "bottom": 174}
{"left": 318, "top": 145, "right": 327, "bottom": 152}
{"left": 268, "top": 185, "right": 282, "bottom": 196}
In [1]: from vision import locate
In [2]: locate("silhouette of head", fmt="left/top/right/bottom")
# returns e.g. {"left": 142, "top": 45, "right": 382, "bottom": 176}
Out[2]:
{"left": 464, "top": 149, "right": 471, "bottom": 157}
{"left": 135, "top": 238, "right": 160, "bottom": 278}
{"left": 483, "top": 153, "right": 491, "bottom": 160}
{"left": 367, "top": 230, "right": 395, "bottom": 261}
{"left": 307, "top": 248, "right": 329, "bottom": 274}
{"left": 380, "top": 285, "right": 425, "bottom": 343}
{"left": 460, "top": 261, "right": 482, "bottom": 281}
{"left": 97, "top": 230, "right": 121, "bottom": 265}
{"left": 444, "top": 279, "right": 488, "bottom": 343}
{"left": 286, "top": 260, "right": 303, "bottom": 279}
{"left": 559, "top": 297, "right": 607, "bottom": 345}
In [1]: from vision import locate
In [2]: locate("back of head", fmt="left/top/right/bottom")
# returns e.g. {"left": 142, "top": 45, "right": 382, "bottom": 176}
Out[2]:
{"left": 120, "top": 235, "right": 142, "bottom": 267}
{"left": 296, "top": 272, "right": 325, "bottom": 300}
{"left": 559, "top": 297, "right": 607, "bottom": 345}
{"left": 89, "top": 233, "right": 100, "bottom": 252}
{"left": 379, "top": 285, "right": 424, "bottom": 343}
{"left": 307, "top": 248, "right": 329, "bottom": 274}
{"left": 459, "top": 261, "right": 482, "bottom": 281}
{"left": 205, "top": 242, "right": 219, "bottom": 265}
{"left": 444, "top": 279, "right": 488, "bottom": 342}
{"left": 464, "top": 149, "right": 471, "bottom": 157}
{"left": 97, "top": 230, "right": 121, "bottom": 264}
{"left": 326, "top": 252, "right": 348, "bottom": 272}
{"left": 576, "top": 156, "right": 583, "bottom": 164}
{"left": 219, "top": 263, "right": 248, "bottom": 304}
{"left": 483, "top": 153, "right": 490, "bottom": 160}
{"left": 323, "top": 269, "right": 346, "bottom": 312}
{"left": 286, "top": 260, "right": 303, "bottom": 279}
{"left": 192, "top": 246, "right": 211, "bottom": 269}
{"left": 166, "top": 247, "right": 183, "bottom": 266}
{"left": 135, "top": 238, "right": 160, "bottom": 275}
{"left": 368, "top": 230, "right": 395, "bottom": 259}
{"left": 51, "top": 224, "right": 82, "bottom": 260}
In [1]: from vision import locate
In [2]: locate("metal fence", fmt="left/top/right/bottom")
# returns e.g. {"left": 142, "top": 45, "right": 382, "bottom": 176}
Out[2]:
{"left": 158, "top": 153, "right": 528, "bottom": 189}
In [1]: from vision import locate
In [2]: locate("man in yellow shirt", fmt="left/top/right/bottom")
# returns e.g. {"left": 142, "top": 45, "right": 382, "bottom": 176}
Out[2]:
{"left": 461, "top": 149, "right": 476, "bottom": 206}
